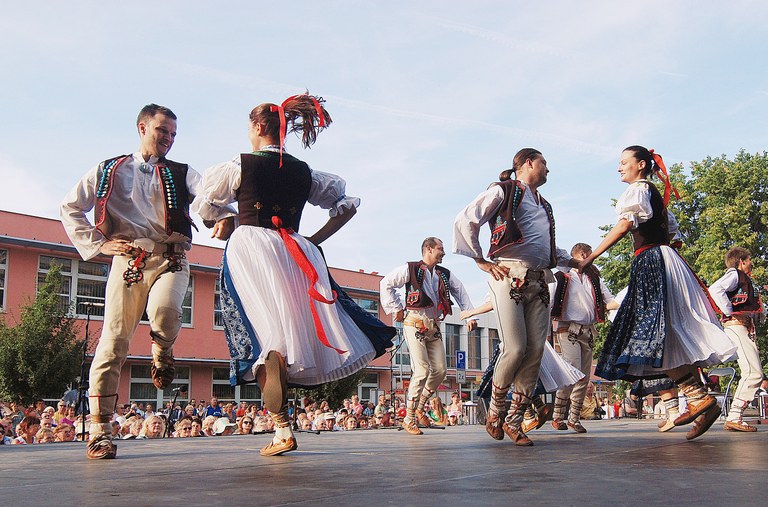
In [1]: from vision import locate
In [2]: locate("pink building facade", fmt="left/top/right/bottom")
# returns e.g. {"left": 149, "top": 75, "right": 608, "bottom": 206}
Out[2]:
{"left": 0, "top": 210, "right": 498, "bottom": 409}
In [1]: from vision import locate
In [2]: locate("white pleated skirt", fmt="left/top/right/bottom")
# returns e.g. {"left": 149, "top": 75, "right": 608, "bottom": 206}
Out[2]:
{"left": 224, "top": 225, "right": 375, "bottom": 386}
{"left": 538, "top": 341, "right": 585, "bottom": 392}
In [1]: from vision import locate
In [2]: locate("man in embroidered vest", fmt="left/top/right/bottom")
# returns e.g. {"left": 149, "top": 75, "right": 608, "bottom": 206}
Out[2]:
{"left": 60, "top": 104, "right": 234, "bottom": 459}
{"left": 709, "top": 246, "right": 765, "bottom": 432}
{"left": 453, "top": 148, "right": 578, "bottom": 446}
{"left": 380, "top": 237, "right": 476, "bottom": 435}
{"left": 548, "top": 243, "right": 617, "bottom": 433}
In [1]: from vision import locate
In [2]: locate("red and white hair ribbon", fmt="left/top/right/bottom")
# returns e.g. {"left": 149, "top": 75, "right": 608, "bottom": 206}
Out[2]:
{"left": 649, "top": 149, "right": 680, "bottom": 206}
{"left": 269, "top": 94, "right": 326, "bottom": 167}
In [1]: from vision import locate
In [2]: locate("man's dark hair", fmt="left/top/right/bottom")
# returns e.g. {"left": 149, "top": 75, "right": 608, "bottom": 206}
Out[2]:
{"left": 421, "top": 237, "right": 442, "bottom": 254}
{"left": 725, "top": 246, "right": 751, "bottom": 269}
{"left": 137, "top": 103, "right": 177, "bottom": 126}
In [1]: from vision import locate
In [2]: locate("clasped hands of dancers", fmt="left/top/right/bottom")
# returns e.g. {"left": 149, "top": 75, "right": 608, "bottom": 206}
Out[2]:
{"left": 60, "top": 93, "right": 761, "bottom": 460}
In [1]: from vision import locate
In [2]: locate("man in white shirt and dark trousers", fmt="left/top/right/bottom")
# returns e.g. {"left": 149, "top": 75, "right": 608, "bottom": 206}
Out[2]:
{"left": 380, "top": 237, "right": 476, "bottom": 435}
{"left": 453, "top": 148, "right": 577, "bottom": 446}
{"left": 550, "top": 243, "right": 618, "bottom": 433}
{"left": 61, "top": 104, "right": 232, "bottom": 459}
{"left": 709, "top": 246, "right": 764, "bottom": 432}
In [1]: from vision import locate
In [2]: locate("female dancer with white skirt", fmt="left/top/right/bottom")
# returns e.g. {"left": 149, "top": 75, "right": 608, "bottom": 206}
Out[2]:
{"left": 195, "top": 93, "right": 392, "bottom": 456}
{"left": 579, "top": 145, "right": 736, "bottom": 440}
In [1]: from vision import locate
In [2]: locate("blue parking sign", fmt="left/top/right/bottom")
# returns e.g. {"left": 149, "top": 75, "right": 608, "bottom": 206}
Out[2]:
{"left": 456, "top": 350, "right": 466, "bottom": 370}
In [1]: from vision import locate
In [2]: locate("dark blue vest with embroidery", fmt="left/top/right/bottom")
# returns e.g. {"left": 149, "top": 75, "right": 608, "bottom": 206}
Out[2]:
{"left": 94, "top": 155, "right": 194, "bottom": 240}
{"left": 487, "top": 179, "right": 557, "bottom": 268}
{"left": 405, "top": 261, "right": 453, "bottom": 318}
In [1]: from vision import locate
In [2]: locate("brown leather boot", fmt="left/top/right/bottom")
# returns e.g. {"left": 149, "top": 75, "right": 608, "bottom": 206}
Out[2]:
{"left": 502, "top": 422, "right": 533, "bottom": 446}
{"left": 686, "top": 404, "right": 721, "bottom": 440}
{"left": 86, "top": 433, "right": 117, "bottom": 460}
{"left": 485, "top": 411, "right": 505, "bottom": 440}
{"left": 674, "top": 395, "right": 717, "bottom": 426}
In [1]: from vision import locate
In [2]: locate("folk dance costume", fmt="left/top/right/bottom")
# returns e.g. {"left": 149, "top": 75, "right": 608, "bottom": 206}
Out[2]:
{"left": 473, "top": 292, "right": 584, "bottom": 431}
{"left": 61, "top": 152, "right": 220, "bottom": 458}
{"left": 596, "top": 180, "right": 736, "bottom": 439}
{"left": 710, "top": 267, "right": 764, "bottom": 432}
{"left": 454, "top": 178, "right": 573, "bottom": 445}
{"left": 549, "top": 266, "right": 616, "bottom": 433}
{"left": 195, "top": 148, "right": 394, "bottom": 453}
{"left": 380, "top": 261, "right": 474, "bottom": 434}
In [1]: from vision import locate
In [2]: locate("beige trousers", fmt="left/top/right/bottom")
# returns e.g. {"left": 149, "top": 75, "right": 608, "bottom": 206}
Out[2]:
{"left": 489, "top": 268, "right": 550, "bottom": 398}
{"left": 554, "top": 324, "right": 594, "bottom": 420}
{"left": 403, "top": 311, "right": 447, "bottom": 400}
{"left": 89, "top": 252, "right": 189, "bottom": 423}
{"left": 726, "top": 323, "right": 762, "bottom": 417}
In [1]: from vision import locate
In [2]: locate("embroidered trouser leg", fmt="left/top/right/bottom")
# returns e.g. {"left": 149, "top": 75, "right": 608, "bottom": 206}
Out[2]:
{"left": 403, "top": 313, "right": 447, "bottom": 401}
{"left": 489, "top": 272, "right": 549, "bottom": 401}
{"left": 555, "top": 326, "right": 594, "bottom": 422}
{"left": 726, "top": 324, "right": 762, "bottom": 421}
{"left": 89, "top": 254, "right": 189, "bottom": 424}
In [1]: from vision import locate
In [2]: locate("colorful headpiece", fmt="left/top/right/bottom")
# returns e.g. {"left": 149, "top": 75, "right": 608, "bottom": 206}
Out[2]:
{"left": 269, "top": 93, "right": 326, "bottom": 167}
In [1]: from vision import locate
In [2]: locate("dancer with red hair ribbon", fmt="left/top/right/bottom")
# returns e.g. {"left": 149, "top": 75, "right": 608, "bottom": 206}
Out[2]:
{"left": 579, "top": 145, "right": 736, "bottom": 441}
{"left": 194, "top": 93, "right": 394, "bottom": 456}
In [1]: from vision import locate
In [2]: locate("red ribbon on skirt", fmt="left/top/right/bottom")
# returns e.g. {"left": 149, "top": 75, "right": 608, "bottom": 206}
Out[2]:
{"left": 271, "top": 215, "right": 346, "bottom": 354}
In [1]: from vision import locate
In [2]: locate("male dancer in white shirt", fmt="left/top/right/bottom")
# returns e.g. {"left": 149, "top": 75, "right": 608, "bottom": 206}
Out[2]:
{"left": 380, "top": 237, "right": 476, "bottom": 435}
{"left": 61, "top": 104, "right": 233, "bottom": 459}
{"left": 549, "top": 243, "right": 618, "bottom": 433}
{"left": 709, "top": 246, "right": 764, "bottom": 432}
{"left": 454, "top": 148, "right": 577, "bottom": 446}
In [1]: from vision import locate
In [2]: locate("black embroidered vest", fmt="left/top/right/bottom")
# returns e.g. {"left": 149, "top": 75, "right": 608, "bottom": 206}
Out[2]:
{"left": 550, "top": 269, "right": 607, "bottom": 323}
{"left": 237, "top": 152, "right": 312, "bottom": 231}
{"left": 631, "top": 182, "right": 669, "bottom": 251}
{"left": 95, "top": 155, "right": 194, "bottom": 240}
{"left": 405, "top": 261, "right": 453, "bottom": 318}
{"left": 487, "top": 179, "right": 557, "bottom": 268}
{"left": 727, "top": 269, "right": 761, "bottom": 313}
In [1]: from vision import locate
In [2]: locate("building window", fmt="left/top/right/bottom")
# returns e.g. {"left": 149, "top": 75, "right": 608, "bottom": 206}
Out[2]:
{"left": 468, "top": 327, "right": 482, "bottom": 369}
{"left": 181, "top": 276, "right": 193, "bottom": 325}
{"left": 358, "top": 372, "right": 379, "bottom": 403}
{"left": 489, "top": 328, "right": 500, "bottom": 357}
{"left": 393, "top": 324, "right": 410, "bottom": 367}
{"left": 129, "top": 364, "right": 190, "bottom": 408}
{"left": 0, "top": 249, "right": 7, "bottom": 311}
{"left": 445, "top": 323, "right": 461, "bottom": 368}
{"left": 213, "top": 277, "right": 224, "bottom": 328}
{"left": 38, "top": 255, "right": 108, "bottom": 317}
{"left": 212, "top": 366, "right": 261, "bottom": 404}
{"left": 351, "top": 297, "right": 379, "bottom": 317}
{"left": 212, "top": 367, "right": 235, "bottom": 402}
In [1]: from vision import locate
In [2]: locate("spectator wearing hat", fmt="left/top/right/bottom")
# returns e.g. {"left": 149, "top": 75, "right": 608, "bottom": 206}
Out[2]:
{"left": 213, "top": 417, "right": 237, "bottom": 436}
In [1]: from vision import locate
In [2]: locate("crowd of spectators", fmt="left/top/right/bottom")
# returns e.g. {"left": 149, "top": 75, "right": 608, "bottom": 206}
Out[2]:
{"left": 0, "top": 392, "right": 472, "bottom": 446}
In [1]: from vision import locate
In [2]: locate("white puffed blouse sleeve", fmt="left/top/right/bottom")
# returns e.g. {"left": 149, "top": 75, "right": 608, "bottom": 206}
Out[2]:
{"left": 192, "top": 155, "right": 242, "bottom": 222}
{"left": 307, "top": 169, "right": 360, "bottom": 217}
{"left": 615, "top": 182, "right": 653, "bottom": 229}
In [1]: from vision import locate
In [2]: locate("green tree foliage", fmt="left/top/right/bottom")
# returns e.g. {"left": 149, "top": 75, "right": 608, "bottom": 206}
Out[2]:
{"left": 0, "top": 264, "right": 83, "bottom": 404}
{"left": 296, "top": 370, "right": 366, "bottom": 410}
{"left": 594, "top": 150, "right": 768, "bottom": 373}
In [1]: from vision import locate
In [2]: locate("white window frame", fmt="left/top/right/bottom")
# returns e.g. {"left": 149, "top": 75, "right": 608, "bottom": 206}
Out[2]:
{"left": 0, "top": 249, "right": 7, "bottom": 311}
{"left": 213, "top": 276, "right": 224, "bottom": 329}
{"left": 38, "top": 255, "right": 108, "bottom": 318}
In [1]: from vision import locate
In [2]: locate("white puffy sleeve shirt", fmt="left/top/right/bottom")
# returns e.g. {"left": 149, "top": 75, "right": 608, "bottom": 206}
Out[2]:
{"left": 453, "top": 183, "right": 570, "bottom": 270}
{"left": 379, "top": 264, "right": 474, "bottom": 320}
{"left": 193, "top": 154, "right": 360, "bottom": 223}
{"left": 616, "top": 181, "right": 680, "bottom": 239}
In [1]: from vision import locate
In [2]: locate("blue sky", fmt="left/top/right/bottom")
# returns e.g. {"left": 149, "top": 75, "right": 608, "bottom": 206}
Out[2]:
{"left": 1, "top": 1, "right": 767, "bottom": 304}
